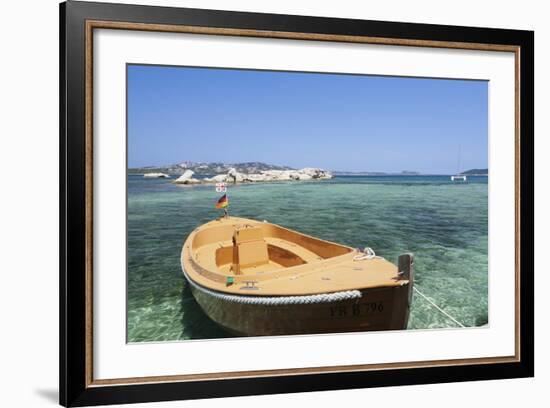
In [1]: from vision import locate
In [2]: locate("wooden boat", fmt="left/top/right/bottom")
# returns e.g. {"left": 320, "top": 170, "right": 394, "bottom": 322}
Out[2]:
{"left": 181, "top": 216, "right": 414, "bottom": 336}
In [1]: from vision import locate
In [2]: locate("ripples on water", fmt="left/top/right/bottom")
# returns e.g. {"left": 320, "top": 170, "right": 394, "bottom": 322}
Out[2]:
{"left": 127, "top": 175, "right": 488, "bottom": 342}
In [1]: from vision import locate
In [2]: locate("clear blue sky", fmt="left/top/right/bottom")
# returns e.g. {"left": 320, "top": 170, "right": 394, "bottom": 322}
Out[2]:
{"left": 128, "top": 64, "right": 488, "bottom": 174}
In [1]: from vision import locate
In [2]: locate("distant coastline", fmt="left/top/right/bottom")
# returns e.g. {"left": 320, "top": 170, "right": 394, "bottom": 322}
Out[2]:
{"left": 129, "top": 161, "right": 488, "bottom": 179}
{"left": 128, "top": 161, "right": 292, "bottom": 176}
{"left": 459, "top": 168, "right": 488, "bottom": 176}
{"left": 332, "top": 170, "right": 421, "bottom": 176}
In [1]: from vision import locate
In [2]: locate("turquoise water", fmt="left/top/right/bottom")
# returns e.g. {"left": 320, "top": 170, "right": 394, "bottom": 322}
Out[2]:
{"left": 127, "top": 175, "right": 488, "bottom": 342}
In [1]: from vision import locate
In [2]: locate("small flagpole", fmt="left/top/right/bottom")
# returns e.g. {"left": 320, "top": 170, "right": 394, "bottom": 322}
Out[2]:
{"left": 215, "top": 184, "right": 229, "bottom": 218}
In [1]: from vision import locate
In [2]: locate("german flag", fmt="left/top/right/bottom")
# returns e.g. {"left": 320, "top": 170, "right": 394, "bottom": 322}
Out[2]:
{"left": 215, "top": 194, "right": 229, "bottom": 209}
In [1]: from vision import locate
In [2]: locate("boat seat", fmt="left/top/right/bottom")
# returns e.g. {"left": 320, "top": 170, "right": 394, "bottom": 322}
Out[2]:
{"left": 264, "top": 238, "right": 322, "bottom": 263}
{"left": 232, "top": 225, "right": 269, "bottom": 274}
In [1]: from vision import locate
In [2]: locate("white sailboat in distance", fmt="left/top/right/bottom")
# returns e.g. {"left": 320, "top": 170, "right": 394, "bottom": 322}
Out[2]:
{"left": 451, "top": 145, "right": 467, "bottom": 182}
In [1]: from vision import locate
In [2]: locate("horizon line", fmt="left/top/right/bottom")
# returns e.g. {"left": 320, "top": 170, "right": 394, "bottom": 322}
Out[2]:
{"left": 128, "top": 161, "right": 488, "bottom": 175}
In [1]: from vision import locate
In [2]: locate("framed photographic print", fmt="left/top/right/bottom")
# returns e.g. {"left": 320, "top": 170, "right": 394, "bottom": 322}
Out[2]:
{"left": 60, "top": 1, "right": 534, "bottom": 406}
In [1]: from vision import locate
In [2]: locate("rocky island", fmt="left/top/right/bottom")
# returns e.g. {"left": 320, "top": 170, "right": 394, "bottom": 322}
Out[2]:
{"left": 133, "top": 161, "right": 332, "bottom": 185}
{"left": 172, "top": 167, "right": 332, "bottom": 185}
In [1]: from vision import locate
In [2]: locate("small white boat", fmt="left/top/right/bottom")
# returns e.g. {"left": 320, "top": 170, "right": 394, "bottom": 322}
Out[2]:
{"left": 451, "top": 174, "right": 467, "bottom": 182}
{"left": 451, "top": 145, "right": 467, "bottom": 182}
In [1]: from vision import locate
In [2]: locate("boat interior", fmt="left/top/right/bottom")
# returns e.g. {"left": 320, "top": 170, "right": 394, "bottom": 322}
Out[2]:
{"left": 191, "top": 219, "right": 353, "bottom": 277}
{"left": 184, "top": 217, "right": 408, "bottom": 295}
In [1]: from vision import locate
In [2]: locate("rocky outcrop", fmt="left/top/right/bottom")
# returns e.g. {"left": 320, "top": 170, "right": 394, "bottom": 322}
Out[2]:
{"left": 170, "top": 167, "right": 332, "bottom": 185}
{"left": 227, "top": 168, "right": 245, "bottom": 183}
{"left": 172, "top": 170, "right": 201, "bottom": 184}
{"left": 203, "top": 168, "right": 250, "bottom": 183}
{"left": 202, "top": 168, "right": 332, "bottom": 184}
{"left": 203, "top": 174, "right": 230, "bottom": 183}
{"left": 299, "top": 168, "right": 333, "bottom": 179}
{"left": 143, "top": 172, "right": 170, "bottom": 178}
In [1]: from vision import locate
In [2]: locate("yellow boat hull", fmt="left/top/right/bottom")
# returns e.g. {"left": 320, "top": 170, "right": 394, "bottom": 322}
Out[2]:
{"left": 186, "top": 275, "right": 411, "bottom": 336}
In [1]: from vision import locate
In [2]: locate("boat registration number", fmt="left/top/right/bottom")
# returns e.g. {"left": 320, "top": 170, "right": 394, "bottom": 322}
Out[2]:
{"left": 330, "top": 302, "right": 384, "bottom": 318}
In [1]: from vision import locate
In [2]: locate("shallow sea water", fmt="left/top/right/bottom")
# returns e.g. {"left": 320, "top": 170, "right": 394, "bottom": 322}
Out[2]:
{"left": 127, "top": 175, "right": 488, "bottom": 342}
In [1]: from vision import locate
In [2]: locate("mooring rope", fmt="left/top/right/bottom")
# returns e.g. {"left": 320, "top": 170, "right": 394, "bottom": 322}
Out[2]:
{"left": 413, "top": 286, "right": 466, "bottom": 328}
{"left": 353, "top": 247, "right": 384, "bottom": 261}
{"left": 352, "top": 248, "right": 466, "bottom": 328}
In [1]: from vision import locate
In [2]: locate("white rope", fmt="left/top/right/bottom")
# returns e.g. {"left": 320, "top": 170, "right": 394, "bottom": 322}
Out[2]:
{"left": 200, "top": 289, "right": 363, "bottom": 306}
{"left": 353, "top": 247, "right": 384, "bottom": 261}
{"left": 182, "top": 265, "right": 362, "bottom": 306}
{"left": 413, "top": 286, "right": 465, "bottom": 328}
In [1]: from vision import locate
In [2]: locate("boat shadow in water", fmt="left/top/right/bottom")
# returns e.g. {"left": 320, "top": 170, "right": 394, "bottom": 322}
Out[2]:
{"left": 180, "top": 281, "right": 237, "bottom": 340}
